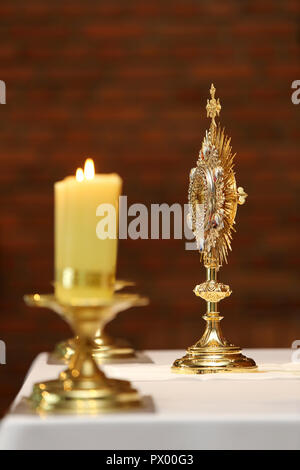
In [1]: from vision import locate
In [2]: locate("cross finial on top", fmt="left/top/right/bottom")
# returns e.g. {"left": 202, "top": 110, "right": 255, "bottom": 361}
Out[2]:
{"left": 206, "top": 83, "right": 221, "bottom": 127}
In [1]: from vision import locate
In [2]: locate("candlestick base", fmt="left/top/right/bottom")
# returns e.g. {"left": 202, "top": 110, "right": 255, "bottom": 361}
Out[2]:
{"left": 93, "top": 335, "right": 135, "bottom": 360}
{"left": 30, "top": 374, "right": 140, "bottom": 414}
{"left": 24, "top": 293, "right": 148, "bottom": 414}
{"left": 53, "top": 334, "right": 135, "bottom": 363}
{"left": 53, "top": 338, "right": 76, "bottom": 363}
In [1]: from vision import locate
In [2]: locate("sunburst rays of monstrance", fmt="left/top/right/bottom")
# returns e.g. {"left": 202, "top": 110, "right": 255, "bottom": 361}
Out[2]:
{"left": 172, "top": 84, "right": 257, "bottom": 374}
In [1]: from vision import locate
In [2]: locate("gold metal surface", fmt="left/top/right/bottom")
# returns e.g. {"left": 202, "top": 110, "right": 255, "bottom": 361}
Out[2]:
{"left": 206, "top": 83, "right": 221, "bottom": 127}
{"left": 24, "top": 293, "right": 148, "bottom": 413}
{"left": 53, "top": 280, "right": 137, "bottom": 363}
{"left": 173, "top": 84, "right": 257, "bottom": 374}
{"left": 56, "top": 268, "right": 115, "bottom": 289}
{"left": 54, "top": 335, "right": 135, "bottom": 363}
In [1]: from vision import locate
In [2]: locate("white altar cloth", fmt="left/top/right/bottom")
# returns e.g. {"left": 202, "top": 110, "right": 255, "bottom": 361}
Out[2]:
{"left": 0, "top": 349, "right": 300, "bottom": 450}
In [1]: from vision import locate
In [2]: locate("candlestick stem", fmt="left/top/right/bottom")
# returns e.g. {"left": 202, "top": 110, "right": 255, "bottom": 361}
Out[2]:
{"left": 53, "top": 280, "right": 137, "bottom": 363}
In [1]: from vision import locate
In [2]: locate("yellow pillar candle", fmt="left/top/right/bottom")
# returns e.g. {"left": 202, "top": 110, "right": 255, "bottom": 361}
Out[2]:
{"left": 55, "top": 158, "right": 122, "bottom": 305}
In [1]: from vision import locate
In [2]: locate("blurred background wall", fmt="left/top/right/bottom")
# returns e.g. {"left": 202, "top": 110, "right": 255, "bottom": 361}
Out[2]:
{"left": 0, "top": 0, "right": 299, "bottom": 415}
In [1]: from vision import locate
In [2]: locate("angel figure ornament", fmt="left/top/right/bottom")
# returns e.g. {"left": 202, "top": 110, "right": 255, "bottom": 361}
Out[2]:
{"left": 172, "top": 84, "right": 256, "bottom": 374}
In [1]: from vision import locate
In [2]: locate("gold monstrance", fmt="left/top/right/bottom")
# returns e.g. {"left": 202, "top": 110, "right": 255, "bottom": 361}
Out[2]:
{"left": 172, "top": 84, "right": 257, "bottom": 374}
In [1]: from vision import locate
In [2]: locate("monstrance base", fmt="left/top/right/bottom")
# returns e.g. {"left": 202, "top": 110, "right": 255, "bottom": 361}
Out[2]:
{"left": 53, "top": 336, "right": 135, "bottom": 363}
{"left": 172, "top": 346, "right": 257, "bottom": 374}
{"left": 29, "top": 377, "right": 141, "bottom": 414}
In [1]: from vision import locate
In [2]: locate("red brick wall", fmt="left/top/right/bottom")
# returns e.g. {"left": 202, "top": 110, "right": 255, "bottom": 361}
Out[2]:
{"left": 0, "top": 0, "right": 300, "bottom": 414}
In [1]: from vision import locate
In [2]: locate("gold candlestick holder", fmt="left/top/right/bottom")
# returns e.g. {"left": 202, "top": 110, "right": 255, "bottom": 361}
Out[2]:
{"left": 172, "top": 84, "right": 257, "bottom": 374}
{"left": 54, "top": 333, "right": 134, "bottom": 364}
{"left": 24, "top": 292, "right": 148, "bottom": 413}
{"left": 53, "top": 280, "right": 136, "bottom": 363}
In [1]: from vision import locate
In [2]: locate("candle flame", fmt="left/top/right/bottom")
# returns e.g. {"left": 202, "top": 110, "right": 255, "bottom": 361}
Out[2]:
{"left": 84, "top": 158, "right": 95, "bottom": 180}
{"left": 76, "top": 168, "right": 84, "bottom": 182}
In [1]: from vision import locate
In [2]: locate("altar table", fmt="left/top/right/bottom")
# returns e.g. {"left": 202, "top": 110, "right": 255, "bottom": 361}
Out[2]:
{"left": 0, "top": 349, "right": 299, "bottom": 450}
